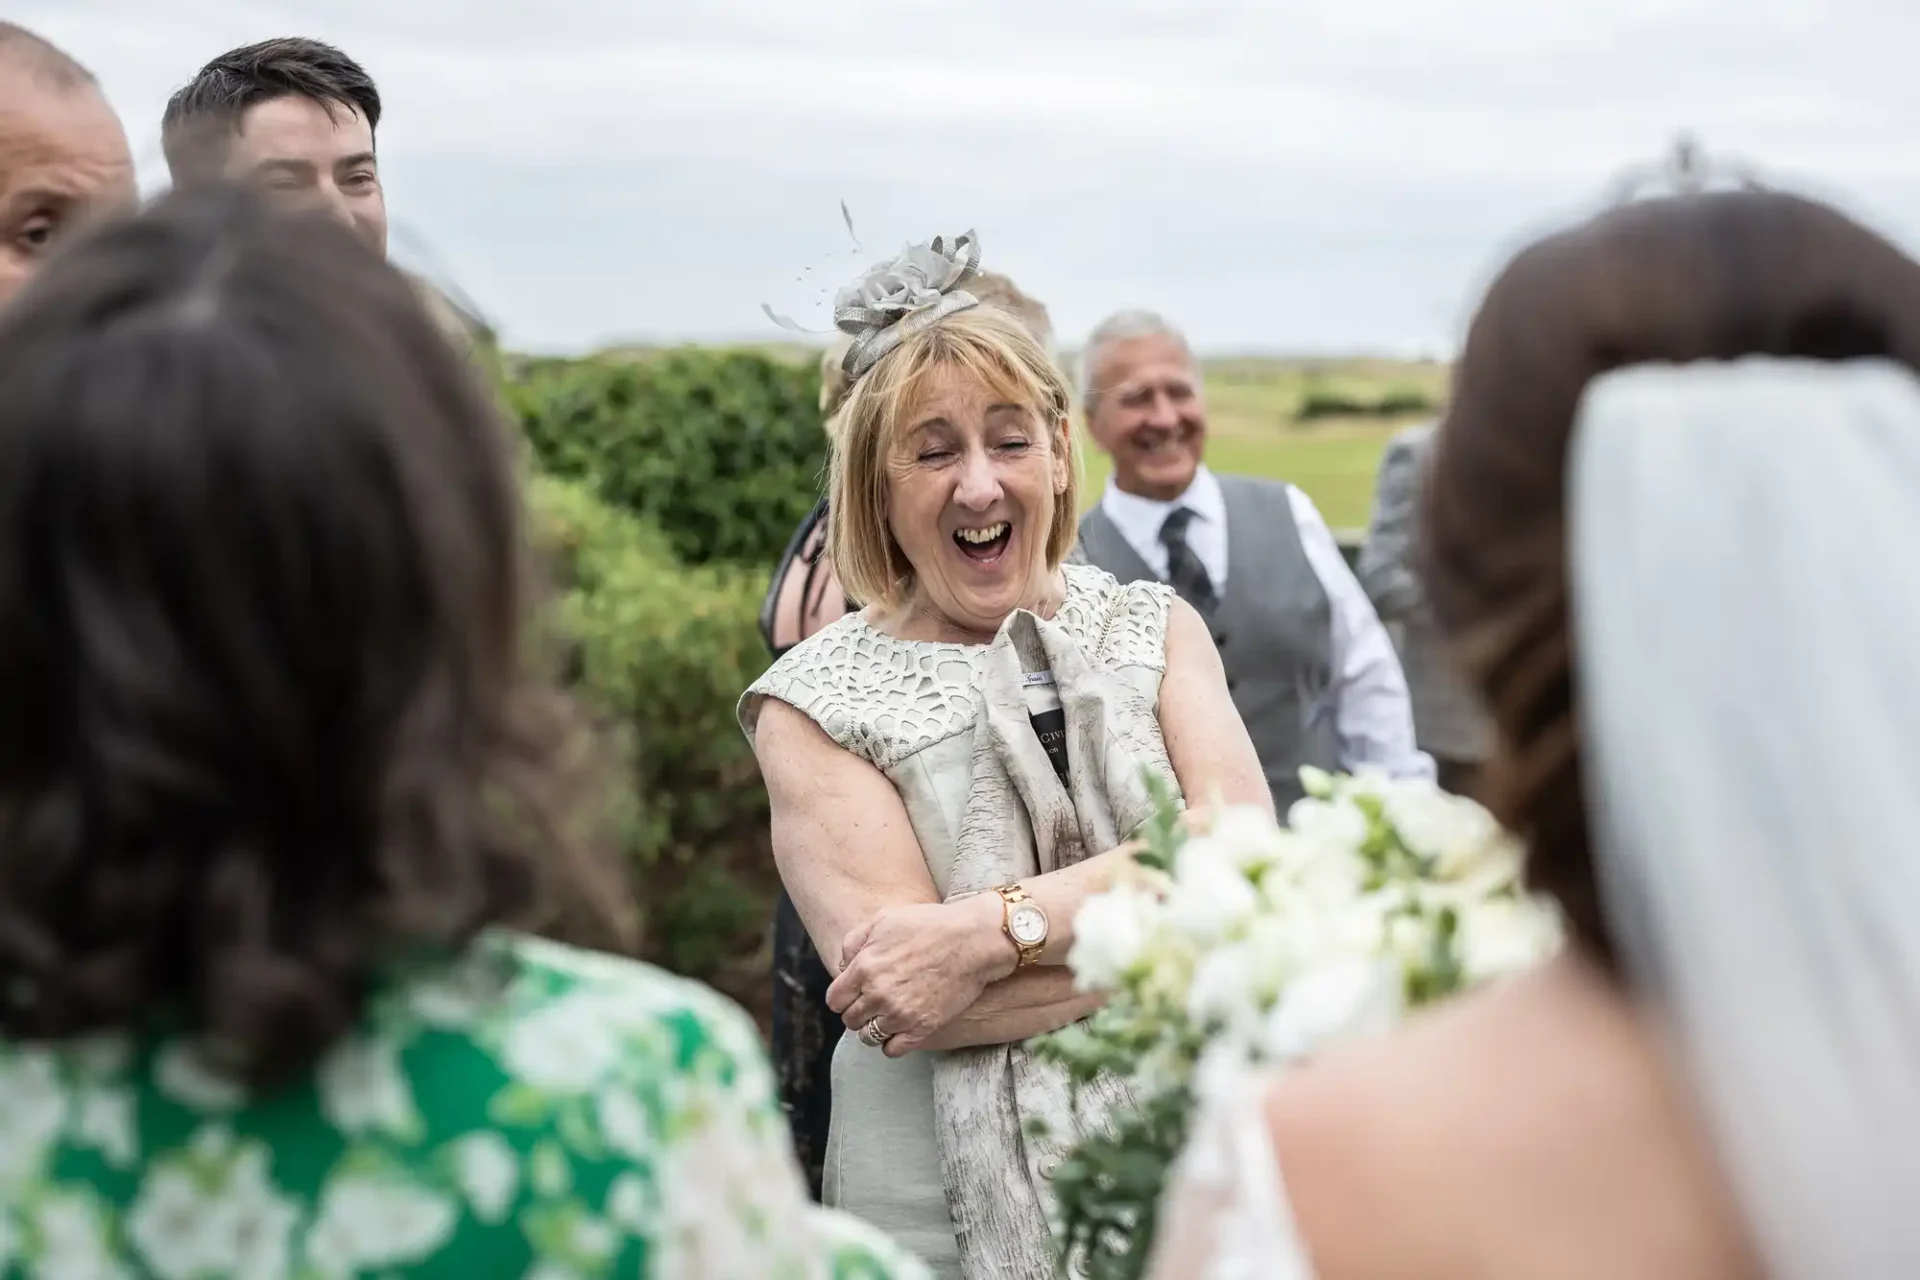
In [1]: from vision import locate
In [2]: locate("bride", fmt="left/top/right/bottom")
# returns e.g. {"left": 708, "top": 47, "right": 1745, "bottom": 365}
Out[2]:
{"left": 1149, "top": 186, "right": 1920, "bottom": 1277}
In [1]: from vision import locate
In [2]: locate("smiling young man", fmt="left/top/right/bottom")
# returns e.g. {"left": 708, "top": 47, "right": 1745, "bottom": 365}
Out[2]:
{"left": 1075, "top": 310, "right": 1432, "bottom": 811}
{"left": 160, "top": 38, "right": 386, "bottom": 258}
{"left": 0, "top": 23, "right": 137, "bottom": 310}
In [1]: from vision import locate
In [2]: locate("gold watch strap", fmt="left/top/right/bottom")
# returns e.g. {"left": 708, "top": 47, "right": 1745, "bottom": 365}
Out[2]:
{"left": 994, "top": 883, "right": 1045, "bottom": 968}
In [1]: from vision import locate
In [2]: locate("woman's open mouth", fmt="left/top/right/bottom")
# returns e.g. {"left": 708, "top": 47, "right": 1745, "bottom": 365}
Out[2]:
{"left": 953, "top": 521, "right": 1012, "bottom": 565}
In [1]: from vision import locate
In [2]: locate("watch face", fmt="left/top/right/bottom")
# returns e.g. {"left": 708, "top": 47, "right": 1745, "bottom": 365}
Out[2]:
{"left": 1009, "top": 903, "right": 1049, "bottom": 946}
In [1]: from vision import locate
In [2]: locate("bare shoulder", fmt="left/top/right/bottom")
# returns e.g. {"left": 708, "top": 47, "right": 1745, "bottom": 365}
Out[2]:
{"left": 1261, "top": 957, "right": 1755, "bottom": 1279}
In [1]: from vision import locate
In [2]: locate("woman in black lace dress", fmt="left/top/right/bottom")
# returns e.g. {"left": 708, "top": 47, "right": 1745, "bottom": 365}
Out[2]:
{"left": 760, "top": 275, "right": 1056, "bottom": 1200}
{"left": 761, "top": 491, "right": 851, "bottom": 1200}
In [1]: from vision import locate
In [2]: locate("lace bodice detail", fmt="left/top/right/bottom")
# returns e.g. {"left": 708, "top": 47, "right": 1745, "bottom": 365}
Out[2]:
{"left": 740, "top": 563, "right": 1174, "bottom": 772}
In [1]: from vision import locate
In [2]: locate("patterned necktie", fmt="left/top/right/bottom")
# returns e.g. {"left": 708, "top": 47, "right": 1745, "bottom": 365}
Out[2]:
{"left": 1158, "top": 506, "right": 1218, "bottom": 612}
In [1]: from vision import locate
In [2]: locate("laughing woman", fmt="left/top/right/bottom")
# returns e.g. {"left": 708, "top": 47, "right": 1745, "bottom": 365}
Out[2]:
{"left": 740, "top": 234, "right": 1270, "bottom": 1279}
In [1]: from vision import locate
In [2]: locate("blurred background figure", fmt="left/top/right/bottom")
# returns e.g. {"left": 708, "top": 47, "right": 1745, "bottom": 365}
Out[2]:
{"left": 161, "top": 36, "right": 385, "bottom": 256}
{"left": 0, "top": 21, "right": 135, "bottom": 309}
{"left": 757, "top": 268, "right": 1056, "bottom": 1200}
{"left": 0, "top": 183, "right": 922, "bottom": 1278}
{"left": 158, "top": 35, "right": 479, "bottom": 348}
{"left": 1152, "top": 186, "right": 1920, "bottom": 1280}
{"left": 1075, "top": 310, "right": 1431, "bottom": 810}
{"left": 1357, "top": 420, "right": 1493, "bottom": 796}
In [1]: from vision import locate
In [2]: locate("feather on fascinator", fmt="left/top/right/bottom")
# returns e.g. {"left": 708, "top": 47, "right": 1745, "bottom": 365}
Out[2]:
{"left": 833, "top": 231, "right": 982, "bottom": 382}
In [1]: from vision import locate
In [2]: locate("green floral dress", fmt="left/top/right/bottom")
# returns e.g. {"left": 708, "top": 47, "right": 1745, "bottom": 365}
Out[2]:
{"left": 0, "top": 931, "right": 928, "bottom": 1278}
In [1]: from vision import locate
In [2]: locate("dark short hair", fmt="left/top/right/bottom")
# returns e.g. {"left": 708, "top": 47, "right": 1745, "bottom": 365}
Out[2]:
{"left": 1423, "top": 190, "right": 1920, "bottom": 971}
{"left": 0, "top": 183, "right": 630, "bottom": 1087}
{"left": 0, "top": 21, "right": 98, "bottom": 90}
{"left": 162, "top": 37, "right": 380, "bottom": 182}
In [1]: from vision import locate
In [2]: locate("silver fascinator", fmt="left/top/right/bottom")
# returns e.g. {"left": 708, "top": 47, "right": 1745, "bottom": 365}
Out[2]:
{"left": 834, "top": 231, "right": 982, "bottom": 382}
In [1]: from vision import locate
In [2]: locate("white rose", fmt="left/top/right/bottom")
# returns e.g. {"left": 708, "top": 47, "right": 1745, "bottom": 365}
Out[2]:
{"left": 1459, "top": 898, "right": 1564, "bottom": 983}
{"left": 1384, "top": 786, "right": 1513, "bottom": 877}
{"left": 1165, "top": 842, "right": 1261, "bottom": 945}
{"left": 1297, "top": 765, "right": 1336, "bottom": 799}
{"left": 1184, "top": 942, "right": 1265, "bottom": 1040}
{"left": 1068, "top": 886, "right": 1161, "bottom": 992}
{"left": 1257, "top": 957, "right": 1404, "bottom": 1063}
{"left": 1386, "top": 913, "right": 1435, "bottom": 971}
{"left": 1199, "top": 805, "right": 1288, "bottom": 871}
{"left": 1284, "top": 796, "right": 1370, "bottom": 854}
{"left": 1280, "top": 893, "right": 1390, "bottom": 970}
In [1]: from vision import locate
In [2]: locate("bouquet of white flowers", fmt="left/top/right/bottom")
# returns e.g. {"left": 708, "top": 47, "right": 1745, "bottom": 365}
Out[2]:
{"left": 1033, "top": 767, "right": 1563, "bottom": 1280}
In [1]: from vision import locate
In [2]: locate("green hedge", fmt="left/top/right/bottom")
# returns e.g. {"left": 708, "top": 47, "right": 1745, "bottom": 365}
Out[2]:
{"left": 510, "top": 348, "right": 827, "bottom": 568}
{"left": 1295, "top": 386, "right": 1437, "bottom": 421}
{"left": 526, "top": 473, "right": 779, "bottom": 1014}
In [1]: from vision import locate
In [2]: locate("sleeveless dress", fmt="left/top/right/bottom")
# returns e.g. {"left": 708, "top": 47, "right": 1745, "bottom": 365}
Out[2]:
{"left": 0, "top": 929, "right": 925, "bottom": 1278}
{"left": 739, "top": 562, "right": 1177, "bottom": 1278}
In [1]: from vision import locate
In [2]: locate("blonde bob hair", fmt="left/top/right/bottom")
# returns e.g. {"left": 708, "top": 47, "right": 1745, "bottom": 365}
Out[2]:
{"left": 828, "top": 304, "right": 1079, "bottom": 609}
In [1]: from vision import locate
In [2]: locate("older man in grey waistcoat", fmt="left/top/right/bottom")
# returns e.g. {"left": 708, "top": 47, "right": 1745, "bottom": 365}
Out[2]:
{"left": 1071, "top": 311, "right": 1431, "bottom": 812}
{"left": 1356, "top": 420, "right": 1494, "bottom": 797}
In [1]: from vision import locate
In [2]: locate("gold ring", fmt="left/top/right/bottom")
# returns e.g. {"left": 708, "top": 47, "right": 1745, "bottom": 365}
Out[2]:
{"left": 859, "top": 1017, "right": 890, "bottom": 1047}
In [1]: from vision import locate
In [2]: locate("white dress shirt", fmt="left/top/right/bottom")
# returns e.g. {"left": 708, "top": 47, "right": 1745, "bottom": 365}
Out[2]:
{"left": 1098, "top": 466, "right": 1434, "bottom": 781}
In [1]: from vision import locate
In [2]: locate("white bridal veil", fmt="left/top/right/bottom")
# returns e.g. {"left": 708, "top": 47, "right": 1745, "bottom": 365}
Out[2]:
{"left": 1573, "top": 357, "right": 1920, "bottom": 1278}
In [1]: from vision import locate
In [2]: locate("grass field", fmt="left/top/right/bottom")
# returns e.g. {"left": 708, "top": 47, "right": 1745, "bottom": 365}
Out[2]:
{"left": 1073, "top": 356, "right": 1448, "bottom": 531}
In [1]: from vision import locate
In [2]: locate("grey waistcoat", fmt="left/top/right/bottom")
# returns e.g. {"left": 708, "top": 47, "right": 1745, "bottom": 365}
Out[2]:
{"left": 1075, "top": 475, "right": 1341, "bottom": 812}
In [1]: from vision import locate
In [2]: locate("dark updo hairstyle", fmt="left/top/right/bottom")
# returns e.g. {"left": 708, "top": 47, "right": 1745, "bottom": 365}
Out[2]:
{"left": 1423, "top": 189, "right": 1920, "bottom": 969}
{"left": 0, "top": 183, "right": 629, "bottom": 1086}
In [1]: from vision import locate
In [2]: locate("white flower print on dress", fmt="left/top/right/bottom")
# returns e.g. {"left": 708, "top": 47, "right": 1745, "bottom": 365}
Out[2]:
{"left": 34, "top": 1190, "right": 132, "bottom": 1280}
{"left": 594, "top": 1087, "right": 651, "bottom": 1162}
{"left": 448, "top": 1131, "right": 519, "bottom": 1225}
{"left": 126, "top": 1128, "right": 299, "bottom": 1280}
{"left": 303, "top": 1175, "right": 458, "bottom": 1276}
{"left": 316, "top": 1034, "right": 421, "bottom": 1140}
{"left": 604, "top": 1172, "right": 654, "bottom": 1236}
{"left": 153, "top": 1044, "right": 244, "bottom": 1112}
{"left": 0, "top": 1049, "right": 69, "bottom": 1188}
{"left": 71, "top": 1083, "right": 137, "bottom": 1169}
{"left": 499, "top": 992, "right": 628, "bottom": 1094}
{"left": 650, "top": 1076, "right": 811, "bottom": 1280}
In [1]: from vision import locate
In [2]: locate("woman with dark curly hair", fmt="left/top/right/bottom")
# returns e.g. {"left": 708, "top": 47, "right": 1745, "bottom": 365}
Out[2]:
{"left": 1150, "top": 186, "right": 1920, "bottom": 1278}
{"left": 0, "top": 184, "right": 924, "bottom": 1278}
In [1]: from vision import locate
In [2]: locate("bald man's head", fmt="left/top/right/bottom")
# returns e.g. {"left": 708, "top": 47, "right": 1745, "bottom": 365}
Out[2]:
{"left": 0, "top": 23, "right": 136, "bottom": 310}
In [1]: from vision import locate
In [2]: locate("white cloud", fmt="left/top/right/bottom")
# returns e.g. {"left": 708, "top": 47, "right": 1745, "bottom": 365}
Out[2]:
{"left": 14, "top": 0, "right": 1920, "bottom": 353}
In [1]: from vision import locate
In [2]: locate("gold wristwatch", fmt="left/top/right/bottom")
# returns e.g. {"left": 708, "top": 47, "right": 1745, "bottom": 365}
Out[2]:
{"left": 993, "top": 883, "right": 1050, "bottom": 969}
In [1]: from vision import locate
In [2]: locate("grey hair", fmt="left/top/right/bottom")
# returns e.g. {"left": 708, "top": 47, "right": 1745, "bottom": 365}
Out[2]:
{"left": 1077, "top": 309, "right": 1193, "bottom": 416}
{"left": 0, "top": 22, "right": 98, "bottom": 90}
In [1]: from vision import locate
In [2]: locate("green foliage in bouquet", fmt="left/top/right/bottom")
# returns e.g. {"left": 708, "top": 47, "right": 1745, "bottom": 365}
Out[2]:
{"left": 1034, "top": 768, "right": 1561, "bottom": 1279}
{"left": 509, "top": 348, "right": 827, "bottom": 567}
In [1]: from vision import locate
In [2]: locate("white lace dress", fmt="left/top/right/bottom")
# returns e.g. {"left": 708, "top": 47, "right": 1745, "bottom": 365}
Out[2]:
{"left": 739, "top": 563, "right": 1178, "bottom": 1279}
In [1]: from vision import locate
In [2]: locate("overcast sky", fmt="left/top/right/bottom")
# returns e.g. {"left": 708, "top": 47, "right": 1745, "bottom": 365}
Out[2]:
{"left": 18, "top": 0, "right": 1920, "bottom": 355}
